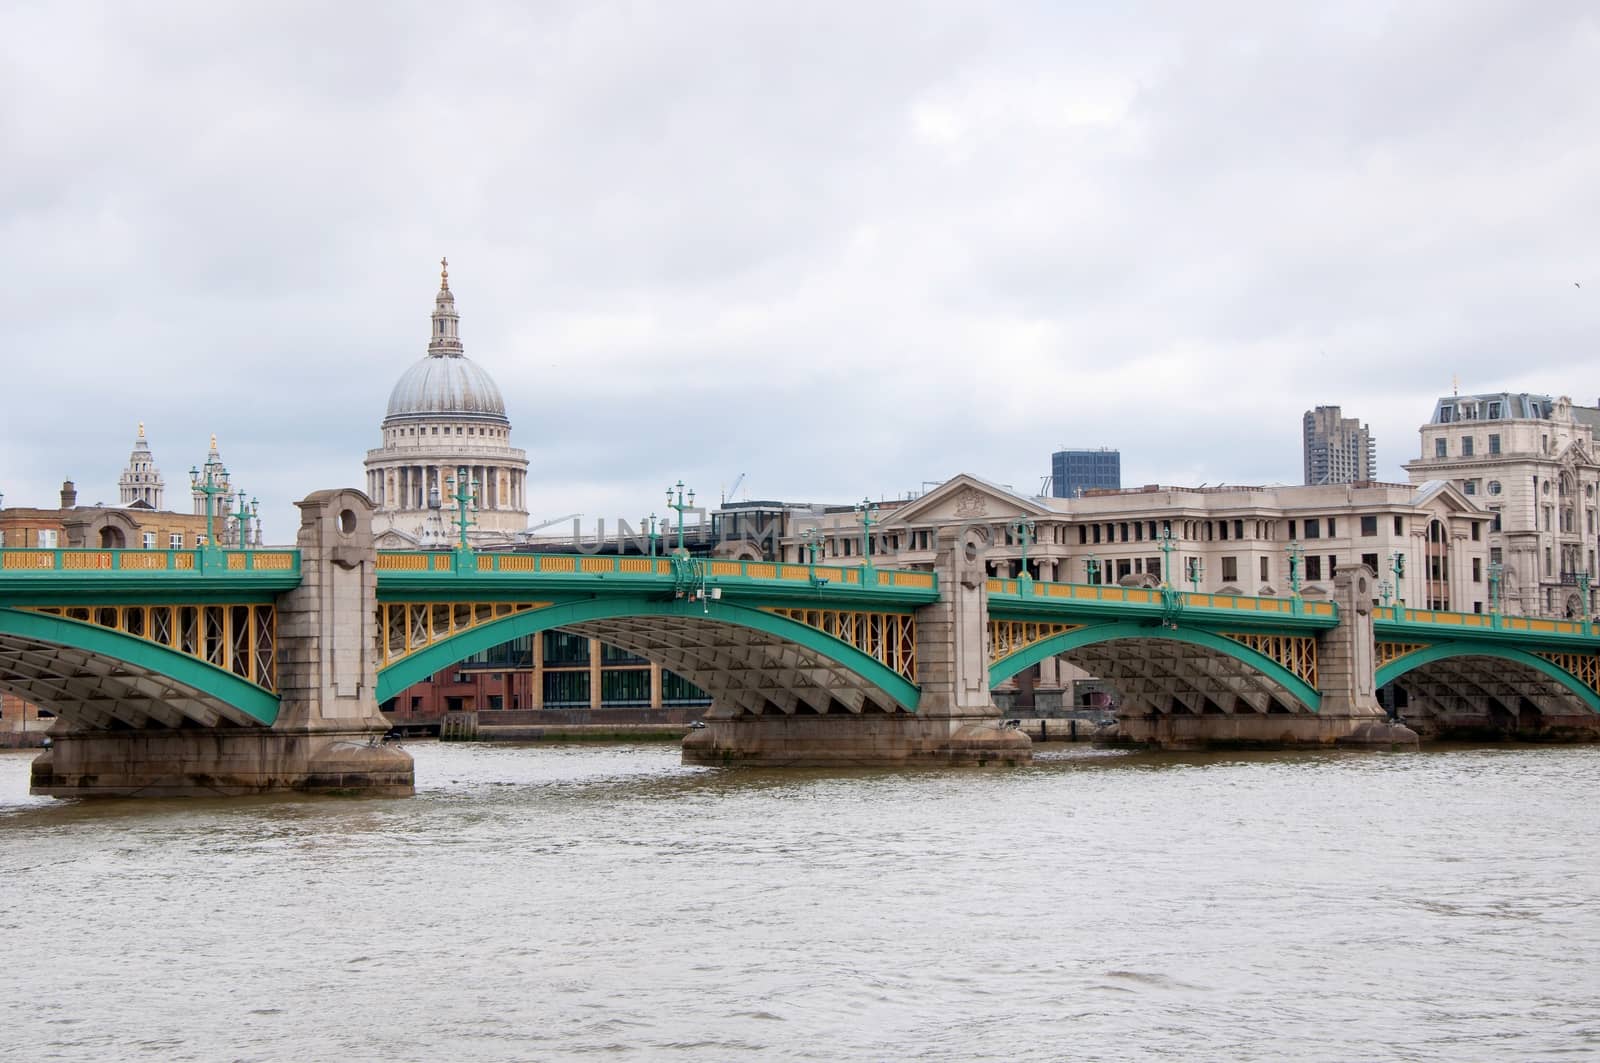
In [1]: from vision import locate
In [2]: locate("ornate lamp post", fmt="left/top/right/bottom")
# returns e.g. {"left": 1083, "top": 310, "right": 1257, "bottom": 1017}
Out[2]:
{"left": 802, "top": 527, "right": 825, "bottom": 564}
{"left": 1390, "top": 551, "right": 1406, "bottom": 611}
{"left": 640, "top": 514, "right": 661, "bottom": 558}
{"left": 855, "top": 497, "right": 879, "bottom": 572}
{"left": 1379, "top": 578, "right": 1393, "bottom": 608}
{"left": 445, "top": 466, "right": 478, "bottom": 552}
{"left": 1156, "top": 527, "right": 1176, "bottom": 588}
{"left": 1187, "top": 556, "right": 1204, "bottom": 593}
{"left": 1487, "top": 560, "right": 1503, "bottom": 618}
{"left": 189, "top": 455, "right": 230, "bottom": 552}
{"left": 1085, "top": 553, "right": 1100, "bottom": 585}
{"left": 229, "top": 490, "right": 258, "bottom": 550}
{"left": 1010, "top": 518, "right": 1036, "bottom": 583}
{"left": 666, "top": 481, "right": 695, "bottom": 555}
{"left": 1285, "top": 541, "right": 1304, "bottom": 614}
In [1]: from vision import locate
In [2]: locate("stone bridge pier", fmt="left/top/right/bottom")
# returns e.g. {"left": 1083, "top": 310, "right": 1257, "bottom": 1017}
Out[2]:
{"left": 682, "top": 526, "right": 1031, "bottom": 766}
{"left": 32, "top": 490, "right": 414, "bottom": 797}
{"left": 1115, "top": 566, "right": 1420, "bottom": 750}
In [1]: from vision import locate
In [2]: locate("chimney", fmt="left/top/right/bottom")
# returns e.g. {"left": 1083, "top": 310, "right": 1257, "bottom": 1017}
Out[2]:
{"left": 60, "top": 480, "right": 77, "bottom": 509}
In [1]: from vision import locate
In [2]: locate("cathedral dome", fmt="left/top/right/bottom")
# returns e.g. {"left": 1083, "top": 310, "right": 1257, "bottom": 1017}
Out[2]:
{"left": 381, "top": 258, "right": 510, "bottom": 426}
{"left": 384, "top": 353, "right": 508, "bottom": 424}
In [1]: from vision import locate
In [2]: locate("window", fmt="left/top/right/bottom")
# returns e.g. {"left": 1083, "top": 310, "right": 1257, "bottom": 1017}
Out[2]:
{"left": 170, "top": 533, "right": 183, "bottom": 549}
{"left": 1304, "top": 518, "right": 1321, "bottom": 539}
{"left": 1490, "top": 546, "right": 1502, "bottom": 564}
{"left": 1394, "top": 516, "right": 1404, "bottom": 535}
{"left": 1362, "top": 552, "right": 1380, "bottom": 572}
{"left": 487, "top": 694, "right": 504, "bottom": 710}
{"left": 1488, "top": 480, "right": 1501, "bottom": 495}
{"left": 1260, "top": 557, "right": 1269, "bottom": 581}
{"left": 36, "top": 529, "right": 58, "bottom": 548}
{"left": 1464, "top": 480, "right": 1477, "bottom": 496}
{"left": 1360, "top": 515, "right": 1378, "bottom": 537}
{"left": 1488, "top": 402, "right": 1502, "bottom": 419}
{"left": 1543, "top": 506, "right": 1553, "bottom": 531}
{"left": 410, "top": 696, "right": 422, "bottom": 711}
{"left": 1489, "top": 506, "right": 1502, "bottom": 532}
{"left": 1221, "top": 556, "right": 1238, "bottom": 582}
{"left": 1328, "top": 556, "right": 1338, "bottom": 578}
{"left": 1436, "top": 438, "right": 1448, "bottom": 457}
{"left": 1305, "top": 556, "right": 1323, "bottom": 581}
{"left": 1472, "top": 558, "right": 1482, "bottom": 582}
{"left": 1328, "top": 518, "right": 1336, "bottom": 536}
{"left": 1218, "top": 522, "right": 1228, "bottom": 541}
{"left": 1471, "top": 522, "right": 1481, "bottom": 541}
{"left": 142, "top": 532, "right": 156, "bottom": 549}
{"left": 1288, "top": 520, "right": 1298, "bottom": 539}
{"left": 1488, "top": 434, "right": 1501, "bottom": 455}
{"left": 194, "top": 534, "right": 205, "bottom": 547}
{"left": 1462, "top": 437, "right": 1475, "bottom": 457}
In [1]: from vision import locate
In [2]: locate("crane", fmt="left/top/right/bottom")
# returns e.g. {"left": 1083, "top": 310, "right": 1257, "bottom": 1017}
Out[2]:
{"left": 722, "top": 472, "right": 746, "bottom": 505}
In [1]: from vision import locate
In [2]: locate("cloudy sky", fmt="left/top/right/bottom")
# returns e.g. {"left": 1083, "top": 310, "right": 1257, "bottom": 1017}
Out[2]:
{"left": 4, "top": 2, "right": 1598, "bottom": 540}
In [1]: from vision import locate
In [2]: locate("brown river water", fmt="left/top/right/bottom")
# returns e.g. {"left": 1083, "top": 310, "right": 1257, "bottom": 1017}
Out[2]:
{"left": 1, "top": 741, "right": 1597, "bottom": 1061}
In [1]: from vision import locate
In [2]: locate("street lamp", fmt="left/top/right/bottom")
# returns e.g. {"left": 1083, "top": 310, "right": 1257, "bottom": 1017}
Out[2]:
{"left": 801, "top": 527, "right": 826, "bottom": 565}
{"left": 1187, "top": 556, "right": 1204, "bottom": 593}
{"left": 189, "top": 455, "right": 230, "bottom": 551}
{"left": 1488, "top": 560, "right": 1503, "bottom": 618}
{"left": 1010, "top": 518, "right": 1036, "bottom": 582}
{"left": 1390, "top": 551, "right": 1406, "bottom": 611}
{"left": 641, "top": 514, "right": 660, "bottom": 558}
{"left": 1286, "top": 540, "right": 1303, "bottom": 599}
{"left": 445, "top": 466, "right": 478, "bottom": 551}
{"left": 854, "top": 497, "right": 879, "bottom": 570}
{"left": 666, "top": 481, "right": 695, "bottom": 555}
{"left": 229, "top": 490, "right": 258, "bottom": 550}
{"left": 1085, "top": 553, "right": 1100, "bottom": 585}
{"left": 1156, "top": 526, "right": 1177, "bottom": 588}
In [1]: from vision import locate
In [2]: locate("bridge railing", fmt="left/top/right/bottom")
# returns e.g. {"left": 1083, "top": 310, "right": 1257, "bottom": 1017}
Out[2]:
{"left": 375, "top": 551, "right": 938, "bottom": 591}
{"left": 1375, "top": 605, "right": 1598, "bottom": 637}
{"left": 0, "top": 548, "right": 300, "bottom": 575}
{"left": 987, "top": 577, "right": 1338, "bottom": 619}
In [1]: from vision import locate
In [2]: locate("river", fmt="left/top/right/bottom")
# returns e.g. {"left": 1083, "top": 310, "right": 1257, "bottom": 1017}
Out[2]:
{"left": 1, "top": 741, "right": 1596, "bottom": 1061}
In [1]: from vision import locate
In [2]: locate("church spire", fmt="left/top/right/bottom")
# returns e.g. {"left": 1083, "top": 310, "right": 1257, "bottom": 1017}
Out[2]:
{"left": 119, "top": 421, "right": 164, "bottom": 510}
{"left": 428, "top": 256, "right": 463, "bottom": 358}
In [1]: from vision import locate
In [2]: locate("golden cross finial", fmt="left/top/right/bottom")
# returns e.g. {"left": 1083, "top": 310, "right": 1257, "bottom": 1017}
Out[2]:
{"left": 210, "top": 432, "right": 218, "bottom": 451}
{"left": 137, "top": 421, "right": 145, "bottom": 439}
{"left": 440, "top": 256, "right": 449, "bottom": 290}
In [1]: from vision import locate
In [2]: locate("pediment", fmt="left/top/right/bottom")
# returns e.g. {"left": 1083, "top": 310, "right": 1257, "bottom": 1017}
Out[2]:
{"left": 889, "top": 473, "right": 1052, "bottom": 526}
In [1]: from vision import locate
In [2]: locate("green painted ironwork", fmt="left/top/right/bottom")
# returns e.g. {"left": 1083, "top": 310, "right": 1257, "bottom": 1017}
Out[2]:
{"left": 0, "top": 607, "right": 280, "bottom": 725}
{"left": 374, "top": 595, "right": 922, "bottom": 710}
{"left": 0, "top": 548, "right": 301, "bottom": 603}
{"left": 987, "top": 577, "right": 1338, "bottom": 634}
{"left": 987, "top": 619, "right": 1324, "bottom": 713}
{"left": 1374, "top": 641, "right": 1600, "bottom": 714}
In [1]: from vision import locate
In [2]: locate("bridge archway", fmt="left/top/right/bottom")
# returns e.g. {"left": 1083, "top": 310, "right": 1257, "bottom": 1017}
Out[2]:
{"left": 1377, "top": 644, "right": 1600, "bottom": 731}
{"left": 376, "top": 597, "right": 921, "bottom": 716}
{"left": 990, "top": 621, "right": 1322, "bottom": 715}
{"left": 0, "top": 608, "right": 280, "bottom": 729}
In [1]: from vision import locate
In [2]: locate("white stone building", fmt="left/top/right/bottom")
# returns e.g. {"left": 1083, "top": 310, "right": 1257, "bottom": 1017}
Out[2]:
{"left": 1404, "top": 392, "right": 1600, "bottom": 619}
{"left": 782, "top": 473, "right": 1493, "bottom": 614}
{"left": 365, "top": 261, "right": 530, "bottom": 546}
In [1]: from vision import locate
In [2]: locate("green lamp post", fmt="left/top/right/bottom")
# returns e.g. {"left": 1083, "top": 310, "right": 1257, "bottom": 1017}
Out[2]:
{"left": 1085, "top": 554, "right": 1100, "bottom": 585}
{"left": 855, "top": 497, "right": 879, "bottom": 572}
{"left": 446, "top": 466, "right": 478, "bottom": 552}
{"left": 1010, "top": 517, "right": 1036, "bottom": 583}
{"left": 1390, "top": 551, "right": 1406, "bottom": 612}
{"left": 666, "top": 481, "right": 695, "bottom": 555}
{"left": 1187, "top": 556, "right": 1203, "bottom": 593}
{"left": 189, "top": 455, "right": 230, "bottom": 556}
{"left": 1156, "top": 527, "right": 1177, "bottom": 588}
{"left": 229, "top": 490, "right": 258, "bottom": 550}
{"left": 641, "top": 513, "right": 660, "bottom": 558}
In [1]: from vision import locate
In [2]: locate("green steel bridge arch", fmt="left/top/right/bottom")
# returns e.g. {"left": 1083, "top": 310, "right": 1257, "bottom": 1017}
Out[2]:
{"left": 376, "top": 595, "right": 924, "bottom": 714}
{"left": 989, "top": 619, "right": 1324, "bottom": 713}
{"left": 1376, "top": 642, "right": 1600, "bottom": 715}
{"left": 0, "top": 606, "right": 281, "bottom": 727}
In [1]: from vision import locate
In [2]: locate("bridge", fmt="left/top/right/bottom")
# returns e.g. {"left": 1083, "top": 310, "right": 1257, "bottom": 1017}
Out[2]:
{"left": 2, "top": 490, "right": 1597, "bottom": 796}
